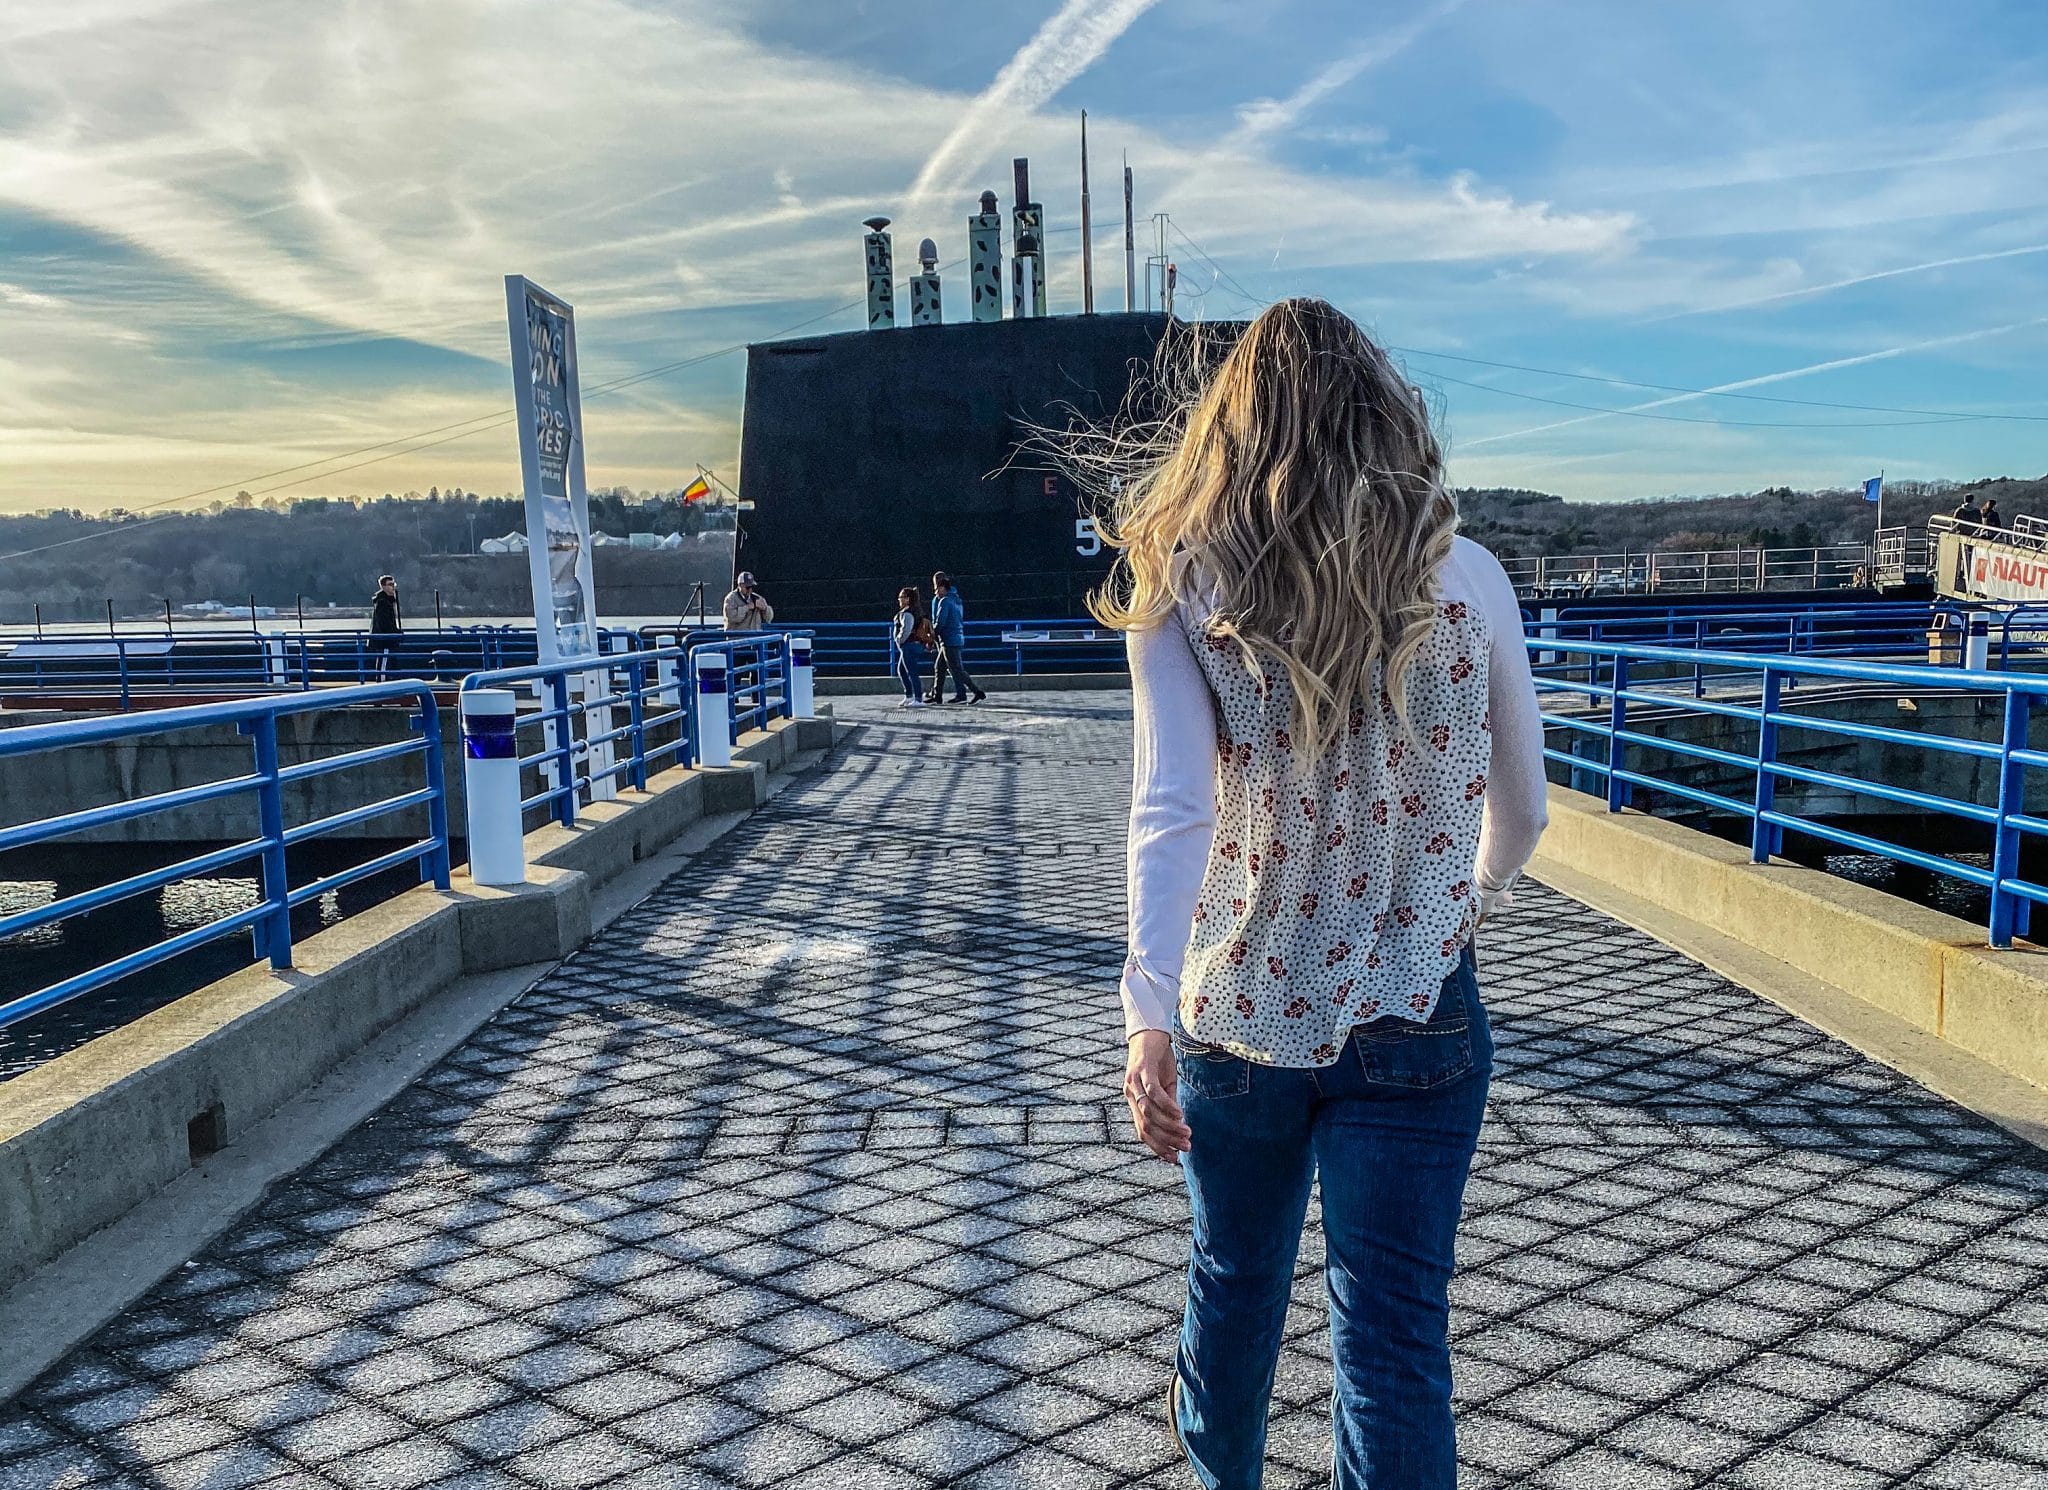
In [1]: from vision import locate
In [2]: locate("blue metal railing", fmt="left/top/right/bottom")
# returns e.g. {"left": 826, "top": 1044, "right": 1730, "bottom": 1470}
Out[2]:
{"left": 1529, "top": 601, "right": 1942, "bottom": 658}
{"left": 0, "top": 683, "right": 452, "bottom": 1031}
{"left": 0, "top": 625, "right": 646, "bottom": 708}
{"left": 753, "top": 618, "right": 1125, "bottom": 678}
{"left": 456, "top": 634, "right": 798, "bottom": 830}
{"left": 460, "top": 650, "right": 696, "bottom": 830}
{"left": 1531, "top": 637, "right": 2048, "bottom": 947}
{"left": 21, "top": 602, "right": 2036, "bottom": 706}
{"left": 688, "top": 634, "right": 795, "bottom": 737}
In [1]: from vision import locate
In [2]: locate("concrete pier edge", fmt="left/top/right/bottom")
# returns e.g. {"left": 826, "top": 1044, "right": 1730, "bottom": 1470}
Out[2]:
{"left": 1533, "top": 782, "right": 2048, "bottom": 1141}
{"left": 0, "top": 713, "right": 844, "bottom": 1378}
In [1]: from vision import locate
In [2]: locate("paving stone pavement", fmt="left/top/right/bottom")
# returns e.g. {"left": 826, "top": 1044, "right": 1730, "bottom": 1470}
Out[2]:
{"left": 5, "top": 691, "right": 2048, "bottom": 1490}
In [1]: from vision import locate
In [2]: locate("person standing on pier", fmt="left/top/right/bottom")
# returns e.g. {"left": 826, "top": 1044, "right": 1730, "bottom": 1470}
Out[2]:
{"left": 891, "top": 586, "right": 930, "bottom": 708}
{"left": 1099, "top": 298, "right": 1548, "bottom": 1489}
{"left": 926, "top": 571, "right": 986, "bottom": 705}
{"left": 723, "top": 571, "right": 774, "bottom": 631}
{"left": 368, "top": 574, "right": 403, "bottom": 680}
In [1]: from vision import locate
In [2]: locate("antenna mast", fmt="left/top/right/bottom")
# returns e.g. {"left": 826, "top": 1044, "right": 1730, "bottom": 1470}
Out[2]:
{"left": 1122, "top": 154, "right": 1135, "bottom": 312}
{"left": 1079, "top": 111, "right": 1095, "bottom": 314}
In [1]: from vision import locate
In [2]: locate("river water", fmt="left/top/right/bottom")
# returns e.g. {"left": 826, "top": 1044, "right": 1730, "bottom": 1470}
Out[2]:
{"left": 0, "top": 843, "right": 422, "bottom": 1082}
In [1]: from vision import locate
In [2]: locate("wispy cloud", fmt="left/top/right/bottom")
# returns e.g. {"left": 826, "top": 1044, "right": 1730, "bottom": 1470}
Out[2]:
{"left": 908, "top": 0, "right": 1161, "bottom": 201}
{"left": 1226, "top": 0, "right": 1468, "bottom": 149}
{"left": 1458, "top": 316, "right": 2048, "bottom": 449}
{"left": 1, "top": 0, "right": 2042, "bottom": 509}
{"left": 1653, "top": 242, "right": 2048, "bottom": 321}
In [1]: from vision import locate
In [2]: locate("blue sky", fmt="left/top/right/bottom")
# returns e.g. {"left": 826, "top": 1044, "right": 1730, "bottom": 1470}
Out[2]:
{"left": 0, "top": 0, "right": 2043, "bottom": 511}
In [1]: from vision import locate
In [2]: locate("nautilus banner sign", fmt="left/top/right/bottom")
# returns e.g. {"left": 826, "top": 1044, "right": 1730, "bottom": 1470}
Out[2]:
{"left": 506, "top": 275, "right": 598, "bottom": 661}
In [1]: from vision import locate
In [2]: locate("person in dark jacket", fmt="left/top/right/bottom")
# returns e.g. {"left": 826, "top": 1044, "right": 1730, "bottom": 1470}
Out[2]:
{"left": 369, "top": 575, "right": 402, "bottom": 679}
{"left": 926, "top": 571, "right": 986, "bottom": 705}
{"left": 1982, "top": 498, "right": 2007, "bottom": 531}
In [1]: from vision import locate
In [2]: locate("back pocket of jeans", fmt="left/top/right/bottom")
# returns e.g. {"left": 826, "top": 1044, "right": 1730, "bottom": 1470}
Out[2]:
{"left": 1353, "top": 1024, "right": 1473, "bottom": 1090}
{"left": 1174, "top": 1041, "right": 1251, "bottom": 1099}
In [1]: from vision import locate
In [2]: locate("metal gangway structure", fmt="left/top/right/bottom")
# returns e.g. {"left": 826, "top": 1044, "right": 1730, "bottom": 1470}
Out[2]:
{"left": 1500, "top": 542, "right": 1874, "bottom": 598}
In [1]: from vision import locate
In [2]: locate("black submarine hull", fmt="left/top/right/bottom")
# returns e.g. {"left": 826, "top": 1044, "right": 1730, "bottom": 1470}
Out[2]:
{"left": 735, "top": 312, "right": 1233, "bottom": 624}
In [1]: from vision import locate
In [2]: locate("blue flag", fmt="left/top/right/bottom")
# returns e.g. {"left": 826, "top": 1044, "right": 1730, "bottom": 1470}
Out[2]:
{"left": 1863, "top": 475, "right": 1883, "bottom": 504}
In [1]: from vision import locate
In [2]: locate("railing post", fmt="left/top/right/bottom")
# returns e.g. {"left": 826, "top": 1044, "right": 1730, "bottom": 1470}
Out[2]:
{"left": 242, "top": 714, "right": 293, "bottom": 969}
{"left": 116, "top": 640, "right": 131, "bottom": 711}
{"left": 787, "top": 633, "right": 814, "bottom": 716}
{"left": 416, "top": 692, "right": 453, "bottom": 888}
{"left": 627, "top": 656, "right": 649, "bottom": 791}
{"left": 1752, "top": 668, "right": 1782, "bottom": 862}
{"left": 462, "top": 688, "right": 528, "bottom": 885}
{"left": 1606, "top": 655, "right": 1630, "bottom": 812}
{"left": 1693, "top": 621, "right": 1706, "bottom": 698}
{"left": 548, "top": 673, "right": 578, "bottom": 826}
{"left": 1989, "top": 689, "right": 2031, "bottom": 947}
{"left": 695, "top": 650, "right": 733, "bottom": 767}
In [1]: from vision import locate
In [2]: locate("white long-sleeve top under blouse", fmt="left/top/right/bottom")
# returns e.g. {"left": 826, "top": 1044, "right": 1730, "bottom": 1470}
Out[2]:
{"left": 1121, "top": 536, "right": 1549, "bottom": 1065}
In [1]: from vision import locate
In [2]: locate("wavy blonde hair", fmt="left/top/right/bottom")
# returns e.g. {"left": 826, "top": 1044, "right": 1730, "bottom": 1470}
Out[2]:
{"left": 1084, "top": 298, "right": 1457, "bottom": 758}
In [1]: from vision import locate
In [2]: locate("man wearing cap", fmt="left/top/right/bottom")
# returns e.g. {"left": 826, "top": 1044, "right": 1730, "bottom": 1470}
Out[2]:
{"left": 723, "top": 572, "right": 774, "bottom": 631}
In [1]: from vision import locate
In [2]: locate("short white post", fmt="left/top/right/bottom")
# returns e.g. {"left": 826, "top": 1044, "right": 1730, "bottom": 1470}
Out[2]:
{"left": 1538, "top": 607, "right": 1560, "bottom": 668}
{"left": 656, "top": 652, "right": 681, "bottom": 710}
{"left": 460, "top": 689, "right": 526, "bottom": 886}
{"left": 1966, "top": 612, "right": 1991, "bottom": 671}
{"left": 695, "top": 651, "right": 732, "bottom": 767}
{"left": 789, "top": 634, "right": 815, "bottom": 716}
{"left": 264, "top": 636, "right": 288, "bottom": 687}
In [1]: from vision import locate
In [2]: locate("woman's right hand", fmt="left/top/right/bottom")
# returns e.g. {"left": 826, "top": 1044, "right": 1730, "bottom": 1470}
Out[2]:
{"left": 1124, "top": 1031, "right": 1190, "bottom": 1162}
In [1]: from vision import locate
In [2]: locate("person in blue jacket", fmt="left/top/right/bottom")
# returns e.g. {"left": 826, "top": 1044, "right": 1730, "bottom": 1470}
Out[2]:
{"left": 927, "top": 571, "right": 986, "bottom": 705}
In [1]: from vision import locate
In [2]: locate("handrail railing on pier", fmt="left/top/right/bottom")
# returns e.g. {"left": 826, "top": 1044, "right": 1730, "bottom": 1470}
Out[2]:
{"left": 1500, "top": 544, "right": 1872, "bottom": 597}
{"left": 687, "top": 634, "right": 796, "bottom": 738}
{"left": 0, "top": 683, "right": 451, "bottom": 1031}
{"left": 1530, "top": 637, "right": 2048, "bottom": 947}
{"left": 460, "top": 649, "right": 696, "bottom": 830}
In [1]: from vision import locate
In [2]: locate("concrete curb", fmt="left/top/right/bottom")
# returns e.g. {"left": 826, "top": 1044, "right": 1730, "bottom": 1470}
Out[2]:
{"left": 1536, "top": 783, "right": 2048, "bottom": 1093}
{"left": 0, "top": 713, "right": 838, "bottom": 1297}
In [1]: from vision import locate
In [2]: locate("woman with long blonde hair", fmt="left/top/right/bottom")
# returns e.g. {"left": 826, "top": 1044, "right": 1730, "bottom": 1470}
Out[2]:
{"left": 1099, "top": 299, "right": 1546, "bottom": 1487}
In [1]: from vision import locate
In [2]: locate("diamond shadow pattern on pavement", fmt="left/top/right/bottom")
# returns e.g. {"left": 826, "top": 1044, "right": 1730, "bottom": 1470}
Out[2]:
{"left": 3, "top": 691, "right": 2046, "bottom": 1489}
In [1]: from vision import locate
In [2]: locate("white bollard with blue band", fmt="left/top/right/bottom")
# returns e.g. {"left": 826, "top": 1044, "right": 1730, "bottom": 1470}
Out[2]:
{"left": 1966, "top": 612, "right": 1991, "bottom": 671}
{"left": 460, "top": 689, "right": 527, "bottom": 886}
{"left": 695, "top": 651, "right": 733, "bottom": 768}
{"left": 789, "top": 634, "right": 815, "bottom": 717}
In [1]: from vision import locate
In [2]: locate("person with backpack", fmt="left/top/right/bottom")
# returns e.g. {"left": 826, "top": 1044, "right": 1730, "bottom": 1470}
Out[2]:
{"left": 892, "top": 586, "right": 932, "bottom": 708}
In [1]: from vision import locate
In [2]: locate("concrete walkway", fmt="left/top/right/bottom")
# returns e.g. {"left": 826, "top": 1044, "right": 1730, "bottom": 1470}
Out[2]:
{"left": 4, "top": 692, "right": 2048, "bottom": 1489}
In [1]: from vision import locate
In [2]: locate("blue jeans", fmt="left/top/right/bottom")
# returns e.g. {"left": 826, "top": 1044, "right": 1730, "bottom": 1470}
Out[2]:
{"left": 893, "top": 643, "right": 924, "bottom": 700}
{"left": 1174, "top": 951, "right": 1491, "bottom": 1489}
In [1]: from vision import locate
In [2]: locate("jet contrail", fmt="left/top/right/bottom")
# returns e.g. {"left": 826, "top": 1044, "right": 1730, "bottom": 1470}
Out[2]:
{"left": 1657, "top": 242, "right": 2048, "bottom": 322}
{"left": 909, "top": 0, "right": 1160, "bottom": 202}
{"left": 1458, "top": 316, "right": 2048, "bottom": 448}
{"left": 1226, "top": 0, "right": 1468, "bottom": 149}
